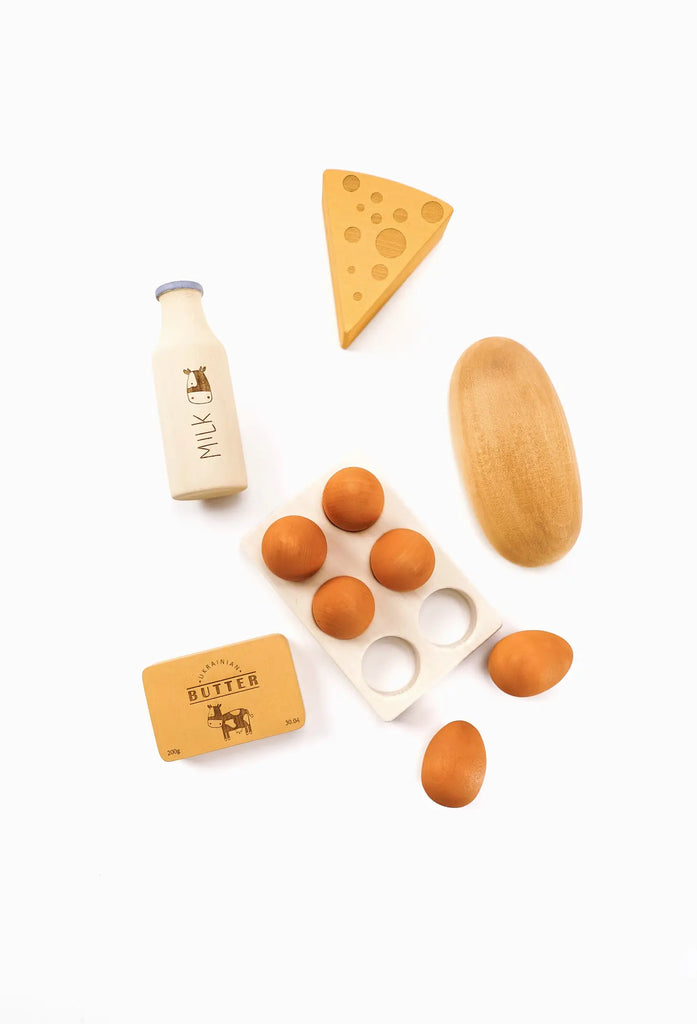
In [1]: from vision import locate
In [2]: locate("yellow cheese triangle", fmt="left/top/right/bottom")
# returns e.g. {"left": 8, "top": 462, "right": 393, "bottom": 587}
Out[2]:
{"left": 322, "top": 170, "right": 453, "bottom": 348}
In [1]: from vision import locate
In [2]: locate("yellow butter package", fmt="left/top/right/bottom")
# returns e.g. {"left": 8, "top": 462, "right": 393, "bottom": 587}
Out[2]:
{"left": 142, "top": 635, "right": 305, "bottom": 761}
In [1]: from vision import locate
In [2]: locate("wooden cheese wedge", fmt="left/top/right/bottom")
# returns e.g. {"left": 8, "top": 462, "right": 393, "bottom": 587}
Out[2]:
{"left": 322, "top": 170, "right": 453, "bottom": 348}
{"left": 449, "top": 337, "right": 582, "bottom": 566}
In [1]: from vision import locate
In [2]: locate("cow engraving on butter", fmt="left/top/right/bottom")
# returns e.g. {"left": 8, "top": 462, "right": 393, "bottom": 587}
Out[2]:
{"left": 207, "top": 704, "right": 253, "bottom": 740}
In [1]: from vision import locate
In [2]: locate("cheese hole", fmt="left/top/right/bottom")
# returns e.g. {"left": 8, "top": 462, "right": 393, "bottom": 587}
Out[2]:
{"left": 421, "top": 201, "right": 444, "bottom": 223}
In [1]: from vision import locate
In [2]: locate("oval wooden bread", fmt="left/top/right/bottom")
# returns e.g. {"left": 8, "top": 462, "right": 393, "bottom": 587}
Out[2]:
{"left": 449, "top": 337, "right": 581, "bottom": 567}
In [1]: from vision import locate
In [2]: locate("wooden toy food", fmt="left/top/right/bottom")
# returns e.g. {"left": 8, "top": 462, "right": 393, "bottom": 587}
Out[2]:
{"left": 370, "top": 528, "right": 436, "bottom": 592}
{"left": 322, "top": 467, "right": 384, "bottom": 532}
{"left": 421, "top": 721, "right": 487, "bottom": 808}
{"left": 450, "top": 337, "right": 582, "bottom": 566}
{"left": 262, "top": 516, "right": 328, "bottom": 581}
{"left": 312, "top": 576, "right": 376, "bottom": 639}
{"left": 142, "top": 635, "right": 305, "bottom": 761}
{"left": 242, "top": 469, "right": 501, "bottom": 721}
{"left": 322, "top": 170, "right": 453, "bottom": 348}
{"left": 488, "top": 630, "right": 573, "bottom": 697}
{"left": 153, "top": 281, "right": 247, "bottom": 500}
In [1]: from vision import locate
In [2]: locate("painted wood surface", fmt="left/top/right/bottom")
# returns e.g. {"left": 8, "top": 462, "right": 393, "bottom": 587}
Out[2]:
{"left": 142, "top": 635, "right": 304, "bottom": 760}
{"left": 322, "top": 170, "right": 453, "bottom": 348}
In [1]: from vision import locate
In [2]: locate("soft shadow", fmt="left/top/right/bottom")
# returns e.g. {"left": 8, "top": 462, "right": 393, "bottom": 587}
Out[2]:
{"left": 197, "top": 492, "right": 245, "bottom": 515}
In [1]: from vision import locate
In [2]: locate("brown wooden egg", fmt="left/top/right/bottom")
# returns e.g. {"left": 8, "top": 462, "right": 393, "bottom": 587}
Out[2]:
{"left": 421, "top": 721, "right": 486, "bottom": 808}
{"left": 312, "top": 576, "right": 375, "bottom": 639}
{"left": 261, "top": 516, "right": 327, "bottom": 582}
{"left": 488, "top": 630, "right": 573, "bottom": 697}
{"left": 322, "top": 467, "right": 385, "bottom": 532}
{"left": 370, "top": 528, "right": 435, "bottom": 591}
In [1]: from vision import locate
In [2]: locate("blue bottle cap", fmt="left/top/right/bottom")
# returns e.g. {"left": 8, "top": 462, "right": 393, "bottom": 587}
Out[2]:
{"left": 155, "top": 280, "right": 204, "bottom": 300}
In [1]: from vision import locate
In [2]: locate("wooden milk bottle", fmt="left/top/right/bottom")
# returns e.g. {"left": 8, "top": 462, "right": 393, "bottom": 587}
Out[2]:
{"left": 153, "top": 281, "right": 247, "bottom": 500}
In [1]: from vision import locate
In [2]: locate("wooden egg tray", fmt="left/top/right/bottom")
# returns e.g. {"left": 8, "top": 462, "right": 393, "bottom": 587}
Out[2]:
{"left": 242, "top": 472, "right": 501, "bottom": 721}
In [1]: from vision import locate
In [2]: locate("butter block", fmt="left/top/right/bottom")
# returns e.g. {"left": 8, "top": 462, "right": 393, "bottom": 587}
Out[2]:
{"left": 142, "top": 634, "right": 305, "bottom": 761}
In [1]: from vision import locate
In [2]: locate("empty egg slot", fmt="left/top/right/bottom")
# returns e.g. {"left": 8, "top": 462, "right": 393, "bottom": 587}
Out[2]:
{"left": 418, "top": 588, "right": 476, "bottom": 647}
{"left": 362, "top": 636, "right": 420, "bottom": 694}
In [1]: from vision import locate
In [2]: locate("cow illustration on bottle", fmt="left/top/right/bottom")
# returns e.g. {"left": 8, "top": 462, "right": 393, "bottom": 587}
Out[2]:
{"left": 207, "top": 703, "right": 253, "bottom": 741}
{"left": 183, "top": 366, "right": 212, "bottom": 404}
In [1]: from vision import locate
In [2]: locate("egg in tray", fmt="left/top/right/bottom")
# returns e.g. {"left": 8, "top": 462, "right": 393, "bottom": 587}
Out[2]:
{"left": 242, "top": 468, "right": 502, "bottom": 721}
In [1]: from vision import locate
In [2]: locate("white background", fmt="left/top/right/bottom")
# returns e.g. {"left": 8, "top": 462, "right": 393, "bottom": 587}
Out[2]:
{"left": 1, "top": 2, "right": 695, "bottom": 1021}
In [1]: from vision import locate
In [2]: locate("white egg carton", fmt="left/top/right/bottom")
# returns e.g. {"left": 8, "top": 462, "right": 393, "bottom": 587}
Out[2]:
{"left": 241, "top": 472, "right": 501, "bottom": 721}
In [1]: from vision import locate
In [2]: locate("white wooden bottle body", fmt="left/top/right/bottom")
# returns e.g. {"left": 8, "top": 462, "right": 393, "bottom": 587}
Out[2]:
{"left": 153, "top": 290, "right": 247, "bottom": 500}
